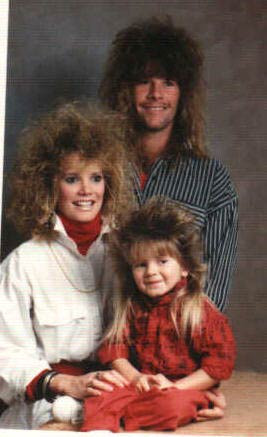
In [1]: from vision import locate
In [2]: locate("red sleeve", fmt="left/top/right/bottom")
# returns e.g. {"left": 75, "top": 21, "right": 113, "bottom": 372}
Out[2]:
{"left": 193, "top": 300, "right": 236, "bottom": 380}
{"left": 25, "top": 369, "right": 50, "bottom": 402}
{"left": 97, "top": 323, "right": 131, "bottom": 365}
{"left": 97, "top": 342, "right": 130, "bottom": 365}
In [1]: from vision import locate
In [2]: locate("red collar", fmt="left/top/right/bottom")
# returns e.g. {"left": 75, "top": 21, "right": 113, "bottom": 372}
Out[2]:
{"left": 140, "top": 172, "right": 149, "bottom": 190}
{"left": 58, "top": 213, "right": 101, "bottom": 255}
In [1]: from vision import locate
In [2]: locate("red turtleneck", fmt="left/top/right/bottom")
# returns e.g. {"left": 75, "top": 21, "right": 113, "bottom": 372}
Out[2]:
{"left": 58, "top": 213, "right": 102, "bottom": 255}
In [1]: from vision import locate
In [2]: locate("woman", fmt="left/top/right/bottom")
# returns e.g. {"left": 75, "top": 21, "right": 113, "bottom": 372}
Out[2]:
{"left": 0, "top": 102, "right": 132, "bottom": 429}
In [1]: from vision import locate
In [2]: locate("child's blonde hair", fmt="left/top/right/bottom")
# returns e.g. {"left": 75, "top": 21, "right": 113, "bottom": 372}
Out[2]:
{"left": 106, "top": 197, "right": 206, "bottom": 343}
{"left": 7, "top": 101, "right": 133, "bottom": 238}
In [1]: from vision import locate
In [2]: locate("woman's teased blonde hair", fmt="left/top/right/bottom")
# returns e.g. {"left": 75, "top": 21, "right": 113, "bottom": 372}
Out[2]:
{"left": 7, "top": 101, "right": 133, "bottom": 238}
{"left": 105, "top": 197, "right": 206, "bottom": 344}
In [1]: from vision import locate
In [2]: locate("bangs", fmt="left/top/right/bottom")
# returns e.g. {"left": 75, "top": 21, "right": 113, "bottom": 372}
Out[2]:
{"left": 129, "top": 239, "right": 180, "bottom": 264}
{"left": 131, "top": 58, "right": 179, "bottom": 83}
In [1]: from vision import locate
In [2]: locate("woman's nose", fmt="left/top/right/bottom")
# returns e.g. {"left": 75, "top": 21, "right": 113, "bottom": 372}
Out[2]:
{"left": 78, "top": 180, "right": 91, "bottom": 194}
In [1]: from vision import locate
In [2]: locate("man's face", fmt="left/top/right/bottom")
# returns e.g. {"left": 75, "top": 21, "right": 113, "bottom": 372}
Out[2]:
{"left": 133, "top": 77, "right": 180, "bottom": 133}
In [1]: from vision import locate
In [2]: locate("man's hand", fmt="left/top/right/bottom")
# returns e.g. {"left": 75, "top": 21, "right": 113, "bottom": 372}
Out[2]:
{"left": 196, "top": 388, "right": 226, "bottom": 421}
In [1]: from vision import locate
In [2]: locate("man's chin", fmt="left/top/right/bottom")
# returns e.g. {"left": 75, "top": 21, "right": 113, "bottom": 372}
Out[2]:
{"left": 135, "top": 119, "right": 170, "bottom": 133}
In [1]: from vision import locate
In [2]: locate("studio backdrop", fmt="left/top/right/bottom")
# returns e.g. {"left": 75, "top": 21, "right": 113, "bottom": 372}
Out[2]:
{"left": 1, "top": 0, "right": 267, "bottom": 372}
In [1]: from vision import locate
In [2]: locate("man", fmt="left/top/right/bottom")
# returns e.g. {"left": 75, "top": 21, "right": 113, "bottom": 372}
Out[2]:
{"left": 100, "top": 16, "right": 238, "bottom": 312}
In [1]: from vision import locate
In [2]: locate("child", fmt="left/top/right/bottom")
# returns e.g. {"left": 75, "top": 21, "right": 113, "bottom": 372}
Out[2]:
{"left": 0, "top": 102, "right": 130, "bottom": 430}
{"left": 81, "top": 197, "right": 236, "bottom": 432}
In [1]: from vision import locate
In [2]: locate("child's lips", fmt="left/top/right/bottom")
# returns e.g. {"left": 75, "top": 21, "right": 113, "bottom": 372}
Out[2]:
{"left": 145, "top": 280, "right": 163, "bottom": 286}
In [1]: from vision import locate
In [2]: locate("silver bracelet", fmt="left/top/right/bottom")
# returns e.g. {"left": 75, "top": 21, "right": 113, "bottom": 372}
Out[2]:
{"left": 42, "top": 370, "right": 59, "bottom": 403}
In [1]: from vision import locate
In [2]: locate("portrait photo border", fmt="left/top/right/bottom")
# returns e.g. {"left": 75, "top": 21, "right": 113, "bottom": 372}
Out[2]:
{"left": 0, "top": 0, "right": 9, "bottom": 250}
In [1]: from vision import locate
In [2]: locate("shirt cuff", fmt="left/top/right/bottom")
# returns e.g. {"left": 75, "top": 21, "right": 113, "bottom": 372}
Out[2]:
{"left": 25, "top": 369, "right": 51, "bottom": 402}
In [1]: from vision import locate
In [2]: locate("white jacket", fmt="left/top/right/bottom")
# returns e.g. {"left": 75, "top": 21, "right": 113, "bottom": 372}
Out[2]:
{"left": 0, "top": 217, "right": 113, "bottom": 428}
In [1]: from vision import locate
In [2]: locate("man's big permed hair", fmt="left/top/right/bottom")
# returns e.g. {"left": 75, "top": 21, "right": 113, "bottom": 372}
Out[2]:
{"left": 100, "top": 16, "right": 207, "bottom": 159}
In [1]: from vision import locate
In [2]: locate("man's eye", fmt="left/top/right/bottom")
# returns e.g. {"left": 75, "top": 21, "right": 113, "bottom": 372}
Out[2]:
{"left": 164, "top": 79, "right": 176, "bottom": 87}
{"left": 136, "top": 79, "right": 149, "bottom": 85}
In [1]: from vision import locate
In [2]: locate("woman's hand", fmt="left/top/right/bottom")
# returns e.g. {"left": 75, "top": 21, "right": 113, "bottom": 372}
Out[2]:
{"left": 196, "top": 388, "right": 226, "bottom": 421}
{"left": 49, "top": 370, "right": 128, "bottom": 400}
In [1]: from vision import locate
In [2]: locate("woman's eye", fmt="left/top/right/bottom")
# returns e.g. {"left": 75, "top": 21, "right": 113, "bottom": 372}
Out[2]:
{"left": 159, "top": 258, "right": 168, "bottom": 264}
{"left": 64, "top": 176, "right": 77, "bottom": 184}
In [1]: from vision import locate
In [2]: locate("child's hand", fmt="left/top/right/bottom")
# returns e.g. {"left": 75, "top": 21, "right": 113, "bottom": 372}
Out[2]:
{"left": 135, "top": 374, "right": 159, "bottom": 392}
{"left": 135, "top": 373, "right": 174, "bottom": 392}
{"left": 150, "top": 373, "right": 174, "bottom": 390}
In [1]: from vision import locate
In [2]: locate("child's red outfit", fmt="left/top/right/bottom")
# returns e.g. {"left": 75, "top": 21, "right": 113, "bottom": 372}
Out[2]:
{"left": 82, "top": 290, "right": 236, "bottom": 432}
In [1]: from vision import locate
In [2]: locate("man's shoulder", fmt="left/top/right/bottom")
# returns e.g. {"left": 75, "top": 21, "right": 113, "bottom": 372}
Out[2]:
{"left": 165, "top": 155, "right": 225, "bottom": 173}
{"left": 179, "top": 155, "right": 222, "bottom": 167}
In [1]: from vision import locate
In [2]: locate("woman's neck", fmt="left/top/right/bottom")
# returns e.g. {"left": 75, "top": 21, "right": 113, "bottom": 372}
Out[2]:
{"left": 58, "top": 213, "right": 101, "bottom": 255}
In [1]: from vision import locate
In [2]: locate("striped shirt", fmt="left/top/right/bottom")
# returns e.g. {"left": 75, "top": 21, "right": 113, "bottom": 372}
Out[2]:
{"left": 132, "top": 156, "right": 238, "bottom": 311}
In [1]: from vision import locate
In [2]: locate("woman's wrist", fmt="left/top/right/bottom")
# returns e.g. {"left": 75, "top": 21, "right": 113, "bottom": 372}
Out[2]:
{"left": 49, "top": 373, "right": 71, "bottom": 396}
{"left": 33, "top": 370, "right": 61, "bottom": 403}
{"left": 42, "top": 371, "right": 59, "bottom": 402}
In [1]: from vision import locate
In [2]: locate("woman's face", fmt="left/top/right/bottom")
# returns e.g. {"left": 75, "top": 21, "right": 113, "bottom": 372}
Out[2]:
{"left": 56, "top": 153, "right": 105, "bottom": 223}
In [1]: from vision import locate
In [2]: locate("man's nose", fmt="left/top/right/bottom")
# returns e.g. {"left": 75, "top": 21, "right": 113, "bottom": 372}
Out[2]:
{"left": 147, "top": 80, "right": 162, "bottom": 99}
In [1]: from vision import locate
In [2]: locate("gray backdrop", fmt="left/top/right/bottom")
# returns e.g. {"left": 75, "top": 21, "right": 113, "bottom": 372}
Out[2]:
{"left": 1, "top": 0, "right": 267, "bottom": 372}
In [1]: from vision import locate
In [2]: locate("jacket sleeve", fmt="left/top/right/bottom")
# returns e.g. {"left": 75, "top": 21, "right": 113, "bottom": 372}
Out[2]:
{"left": 204, "top": 161, "right": 238, "bottom": 311}
{"left": 193, "top": 301, "right": 236, "bottom": 380}
{"left": 0, "top": 250, "right": 51, "bottom": 403}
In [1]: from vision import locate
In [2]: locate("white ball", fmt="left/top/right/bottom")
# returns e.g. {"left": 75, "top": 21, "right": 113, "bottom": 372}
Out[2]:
{"left": 52, "top": 395, "right": 83, "bottom": 424}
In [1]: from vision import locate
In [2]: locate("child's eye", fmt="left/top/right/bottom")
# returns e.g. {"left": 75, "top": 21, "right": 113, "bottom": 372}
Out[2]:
{"left": 133, "top": 262, "right": 146, "bottom": 269}
{"left": 91, "top": 174, "right": 103, "bottom": 183}
{"left": 159, "top": 258, "right": 168, "bottom": 264}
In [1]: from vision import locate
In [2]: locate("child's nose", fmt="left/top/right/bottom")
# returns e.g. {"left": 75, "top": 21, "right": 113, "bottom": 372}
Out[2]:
{"left": 146, "top": 262, "right": 157, "bottom": 275}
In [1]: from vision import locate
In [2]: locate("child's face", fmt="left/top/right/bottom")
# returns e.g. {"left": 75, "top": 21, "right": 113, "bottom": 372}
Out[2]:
{"left": 131, "top": 252, "right": 188, "bottom": 298}
{"left": 56, "top": 153, "right": 105, "bottom": 223}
